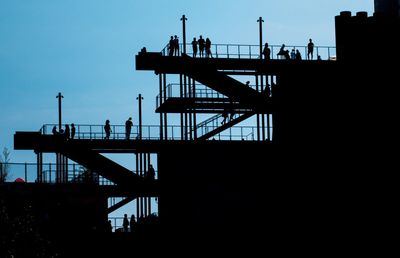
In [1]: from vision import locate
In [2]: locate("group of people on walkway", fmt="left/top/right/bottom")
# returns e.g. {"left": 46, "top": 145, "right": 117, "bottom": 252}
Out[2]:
{"left": 52, "top": 123, "right": 76, "bottom": 139}
{"left": 103, "top": 117, "right": 134, "bottom": 140}
{"left": 168, "top": 35, "right": 213, "bottom": 58}
{"left": 51, "top": 117, "right": 134, "bottom": 140}
{"left": 169, "top": 35, "right": 318, "bottom": 60}
{"left": 262, "top": 38, "right": 317, "bottom": 60}
{"left": 191, "top": 35, "right": 213, "bottom": 58}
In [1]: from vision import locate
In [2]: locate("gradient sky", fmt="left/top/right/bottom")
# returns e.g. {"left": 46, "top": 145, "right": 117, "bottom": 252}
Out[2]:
{"left": 0, "top": 0, "right": 373, "bottom": 163}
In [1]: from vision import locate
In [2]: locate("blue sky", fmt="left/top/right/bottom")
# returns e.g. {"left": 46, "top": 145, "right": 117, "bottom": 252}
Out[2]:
{"left": 0, "top": 0, "right": 373, "bottom": 163}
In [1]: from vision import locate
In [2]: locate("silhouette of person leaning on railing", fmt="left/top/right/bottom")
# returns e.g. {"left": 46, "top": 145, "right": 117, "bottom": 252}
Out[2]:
{"left": 277, "top": 44, "right": 287, "bottom": 59}
{"left": 125, "top": 117, "right": 133, "bottom": 140}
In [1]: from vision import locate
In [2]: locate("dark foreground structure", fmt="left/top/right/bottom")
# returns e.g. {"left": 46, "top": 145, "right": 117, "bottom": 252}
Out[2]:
{"left": 2, "top": 0, "right": 398, "bottom": 256}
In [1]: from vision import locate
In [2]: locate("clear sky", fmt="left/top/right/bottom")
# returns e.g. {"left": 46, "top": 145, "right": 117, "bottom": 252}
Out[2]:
{"left": 1, "top": 0, "right": 373, "bottom": 163}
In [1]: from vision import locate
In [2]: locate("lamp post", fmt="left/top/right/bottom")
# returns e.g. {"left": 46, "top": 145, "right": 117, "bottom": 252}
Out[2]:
{"left": 56, "top": 92, "right": 64, "bottom": 130}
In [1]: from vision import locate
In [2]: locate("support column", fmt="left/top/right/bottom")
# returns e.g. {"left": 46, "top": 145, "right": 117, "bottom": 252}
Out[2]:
{"left": 36, "top": 152, "right": 43, "bottom": 183}
{"left": 159, "top": 74, "right": 164, "bottom": 140}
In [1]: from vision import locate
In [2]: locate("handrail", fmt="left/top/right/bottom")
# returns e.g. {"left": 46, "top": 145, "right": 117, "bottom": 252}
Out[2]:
{"left": 1, "top": 161, "right": 158, "bottom": 185}
{"left": 161, "top": 43, "right": 336, "bottom": 61}
{"left": 40, "top": 123, "right": 265, "bottom": 142}
{"left": 156, "top": 83, "right": 259, "bottom": 108}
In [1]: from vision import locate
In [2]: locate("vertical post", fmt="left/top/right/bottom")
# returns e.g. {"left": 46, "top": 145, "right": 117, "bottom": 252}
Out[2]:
{"left": 181, "top": 15, "right": 187, "bottom": 54}
{"left": 139, "top": 153, "right": 144, "bottom": 218}
{"left": 257, "top": 17, "right": 264, "bottom": 59}
{"left": 163, "top": 74, "right": 168, "bottom": 139}
{"left": 184, "top": 75, "right": 188, "bottom": 140}
{"left": 147, "top": 153, "right": 152, "bottom": 215}
{"left": 56, "top": 92, "right": 64, "bottom": 131}
{"left": 56, "top": 93, "right": 64, "bottom": 183}
{"left": 24, "top": 162, "right": 27, "bottom": 182}
{"left": 255, "top": 75, "right": 260, "bottom": 141}
{"left": 137, "top": 94, "right": 143, "bottom": 140}
{"left": 193, "top": 79, "right": 197, "bottom": 140}
{"left": 136, "top": 153, "right": 140, "bottom": 219}
{"left": 36, "top": 152, "right": 42, "bottom": 183}
{"left": 257, "top": 17, "right": 265, "bottom": 140}
{"left": 180, "top": 74, "right": 184, "bottom": 139}
{"left": 159, "top": 74, "right": 164, "bottom": 140}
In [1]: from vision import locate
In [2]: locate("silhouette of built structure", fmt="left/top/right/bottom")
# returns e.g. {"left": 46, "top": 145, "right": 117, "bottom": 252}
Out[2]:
{"left": 2, "top": 0, "right": 398, "bottom": 256}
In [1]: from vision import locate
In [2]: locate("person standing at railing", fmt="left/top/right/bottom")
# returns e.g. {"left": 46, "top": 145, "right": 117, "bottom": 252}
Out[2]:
{"left": 146, "top": 164, "right": 156, "bottom": 182}
{"left": 307, "top": 38, "right": 314, "bottom": 60}
{"left": 205, "top": 38, "right": 212, "bottom": 58}
{"left": 277, "top": 44, "right": 286, "bottom": 59}
{"left": 125, "top": 117, "right": 133, "bottom": 140}
{"left": 123, "top": 214, "right": 129, "bottom": 232}
{"left": 71, "top": 123, "right": 76, "bottom": 139}
{"left": 192, "top": 37, "right": 198, "bottom": 58}
{"left": 107, "top": 219, "right": 113, "bottom": 233}
{"left": 296, "top": 49, "right": 302, "bottom": 60}
{"left": 291, "top": 48, "right": 296, "bottom": 60}
{"left": 104, "top": 120, "right": 111, "bottom": 139}
{"left": 262, "top": 43, "right": 271, "bottom": 60}
{"left": 52, "top": 125, "right": 58, "bottom": 135}
{"left": 129, "top": 214, "right": 137, "bottom": 233}
{"left": 198, "top": 35, "right": 205, "bottom": 58}
{"left": 174, "top": 35, "right": 180, "bottom": 56}
{"left": 168, "top": 36, "right": 174, "bottom": 56}
{"left": 64, "top": 124, "right": 70, "bottom": 140}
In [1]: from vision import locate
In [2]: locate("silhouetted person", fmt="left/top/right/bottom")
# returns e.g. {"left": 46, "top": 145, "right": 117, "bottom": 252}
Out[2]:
{"left": 284, "top": 50, "right": 290, "bottom": 60}
{"left": 291, "top": 48, "right": 296, "bottom": 59}
{"left": 147, "top": 164, "right": 156, "bottom": 181}
{"left": 52, "top": 126, "right": 58, "bottom": 135}
{"left": 277, "top": 44, "right": 286, "bottom": 59}
{"left": 198, "top": 35, "right": 205, "bottom": 58}
{"left": 264, "top": 83, "right": 271, "bottom": 97}
{"left": 71, "top": 123, "right": 76, "bottom": 139}
{"left": 107, "top": 219, "right": 113, "bottom": 233}
{"left": 317, "top": 55, "right": 322, "bottom": 60}
{"left": 129, "top": 215, "right": 137, "bottom": 233}
{"left": 192, "top": 37, "right": 198, "bottom": 57}
{"left": 125, "top": 117, "right": 133, "bottom": 140}
{"left": 307, "top": 38, "right": 314, "bottom": 60}
{"left": 221, "top": 109, "right": 229, "bottom": 124}
{"left": 174, "top": 35, "right": 179, "bottom": 56}
{"left": 168, "top": 36, "right": 174, "bottom": 56}
{"left": 123, "top": 214, "right": 129, "bottom": 232}
{"left": 296, "top": 49, "right": 302, "bottom": 60}
{"left": 104, "top": 120, "right": 111, "bottom": 139}
{"left": 262, "top": 43, "right": 271, "bottom": 60}
{"left": 64, "top": 124, "right": 70, "bottom": 139}
{"left": 205, "top": 38, "right": 212, "bottom": 58}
